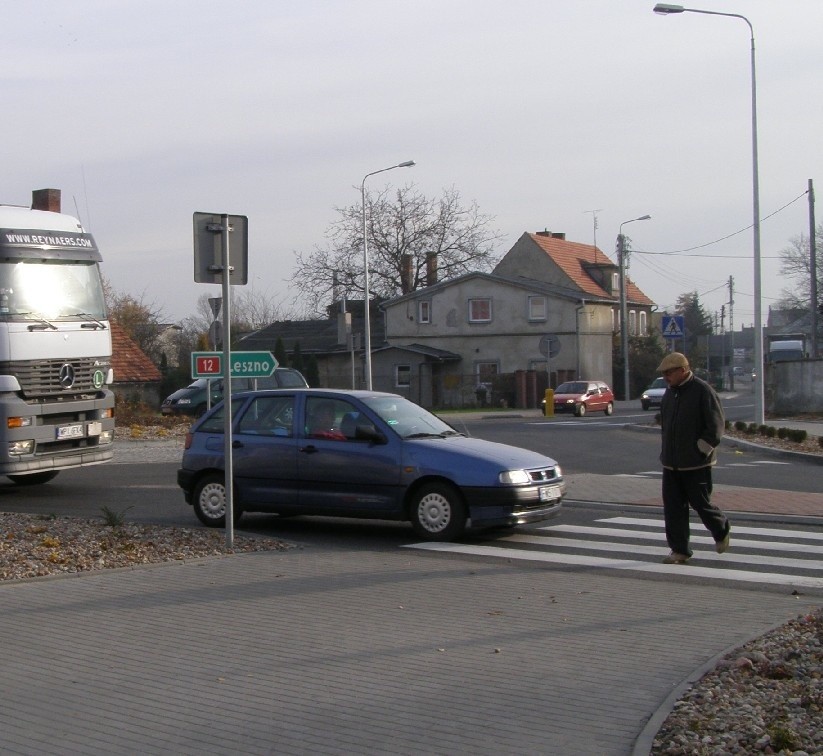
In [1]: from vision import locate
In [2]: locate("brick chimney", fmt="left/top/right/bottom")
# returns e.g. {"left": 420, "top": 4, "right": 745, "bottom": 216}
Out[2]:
{"left": 535, "top": 230, "right": 565, "bottom": 240}
{"left": 32, "top": 189, "right": 61, "bottom": 212}
{"left": 401, "top": 254, "right": 413, "bottom": 294}
{"left": 426, "top": 252, "right": 438, "bottom": 286}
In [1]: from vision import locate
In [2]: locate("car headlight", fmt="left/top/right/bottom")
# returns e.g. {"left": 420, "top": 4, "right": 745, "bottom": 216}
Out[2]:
{"left": 642, "top": 393, "right": 649, "bottom": 400}
{"left": 565, "top": 399, "right": 575, "bottom": 404}
{"left": 499, "top": 470, "right": 531, "bottom": 485}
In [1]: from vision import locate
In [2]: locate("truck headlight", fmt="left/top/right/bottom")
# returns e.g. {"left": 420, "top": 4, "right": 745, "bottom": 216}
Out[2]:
{"left": 8, "top": 440, "right": 35, "bottom": 455}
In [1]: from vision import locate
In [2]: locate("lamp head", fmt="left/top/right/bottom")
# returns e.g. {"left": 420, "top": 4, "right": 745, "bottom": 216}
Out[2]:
{"left": 653, "top": 3, "right": 685, "bottom": 13}
{"left": 398, "top": 160, "right": 416, "bottom": 168}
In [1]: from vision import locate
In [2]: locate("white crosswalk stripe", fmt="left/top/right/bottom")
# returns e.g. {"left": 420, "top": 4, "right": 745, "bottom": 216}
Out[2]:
{"left": 404, "top": 517, "right": 823, "bottom": 590}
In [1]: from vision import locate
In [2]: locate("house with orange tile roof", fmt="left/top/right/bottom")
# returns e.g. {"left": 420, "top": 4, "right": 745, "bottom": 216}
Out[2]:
{"left": 110, "top": 322, "right": 163, "bottom": 406}
{"left": 378, "top": 230, "right": 655, "bottom": 407}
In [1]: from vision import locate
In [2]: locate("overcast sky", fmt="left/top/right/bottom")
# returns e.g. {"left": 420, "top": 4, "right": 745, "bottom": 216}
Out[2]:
{"left": 4, "top": 0, "right": 822, "bottom": 328}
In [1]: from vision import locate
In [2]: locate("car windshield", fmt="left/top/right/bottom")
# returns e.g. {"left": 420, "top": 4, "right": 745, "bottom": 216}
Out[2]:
{"left": 556, "top": 382, "right": 587, "bottom": 394}
{"left": 363, "top": 395, "right": 460, "bottom": 439}
{"left": 649, "top": 377, "right": 666, "bottom": 389}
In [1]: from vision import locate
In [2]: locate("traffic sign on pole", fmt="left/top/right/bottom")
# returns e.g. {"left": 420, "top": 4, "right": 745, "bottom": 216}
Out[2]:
{"left": 191, "top": 351, "right": 278, "bottom": 379}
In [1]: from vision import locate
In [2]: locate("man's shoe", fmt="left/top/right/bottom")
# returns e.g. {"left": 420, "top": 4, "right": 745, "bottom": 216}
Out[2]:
{"left": 662, "top": 552, "right": 690, "bottom": 565}
{"left": 716, "top": 530, "right": 730, "bottom": 554}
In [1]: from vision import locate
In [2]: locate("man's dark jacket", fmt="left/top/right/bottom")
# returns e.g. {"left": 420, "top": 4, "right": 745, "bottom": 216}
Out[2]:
{"left": 659, "top": 372, "right": 725, "bottom": 471}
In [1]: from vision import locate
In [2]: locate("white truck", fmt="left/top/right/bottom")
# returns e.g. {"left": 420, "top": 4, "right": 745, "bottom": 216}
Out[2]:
{"left": 0, "top": 189, "right": 115, "bottom": 485}
{"left": 766, "top": 336, "right": 807, "bottom": 364}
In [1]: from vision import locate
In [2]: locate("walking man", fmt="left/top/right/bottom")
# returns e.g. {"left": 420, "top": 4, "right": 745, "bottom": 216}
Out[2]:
{"left": 657, "top": 352, "right": 730, "bottom": 564}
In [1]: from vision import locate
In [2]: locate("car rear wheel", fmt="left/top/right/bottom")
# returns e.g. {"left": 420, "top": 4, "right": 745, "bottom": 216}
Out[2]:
{"left": 192, "top": 473, "right": 242, "bottom": 527}
{"left": 575, "top": 403, "right": 586, "bottom": 417}
{"left": 409, "top": 482, "right": 467, "bottom": 541}
{"left": 604, "top": 402, "right": 613, "bottom": 416}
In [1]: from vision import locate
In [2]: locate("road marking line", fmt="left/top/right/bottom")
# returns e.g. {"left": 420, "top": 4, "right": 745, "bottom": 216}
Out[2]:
{"left": 600, "top": 517, "right": 823, "bottom": 541}
{"left": 540, "top": 524, "right": 823, "bottom": 554}
{"left": 404, "top": 543, "right": 823, "bottom": 589}
{"left": 501, "top": 534, "right": 821, "bottom": 570}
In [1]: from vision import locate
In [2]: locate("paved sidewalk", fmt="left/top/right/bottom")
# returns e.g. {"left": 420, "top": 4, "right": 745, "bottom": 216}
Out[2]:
{"left": 1, "top": 544, "right": 820, "bottom": 755}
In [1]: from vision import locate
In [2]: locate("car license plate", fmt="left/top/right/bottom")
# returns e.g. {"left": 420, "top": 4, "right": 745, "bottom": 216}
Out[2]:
{"left": 539, "top": 484, "right": 560, "bottom": 502}
{"left": 56, "top": 423, "right": 85, "bottom": 440}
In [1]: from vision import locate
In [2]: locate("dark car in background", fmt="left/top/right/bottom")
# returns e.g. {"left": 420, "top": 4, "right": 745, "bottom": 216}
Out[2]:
{"left": 641, "top": 377, "right": 667, "bottom": 411}
{"left": 551, "top": 380, "right": 614, "bottom": 417}
{"left": 161, "top": 368, "right": 308, "bottom": 417}
{"left": 177, "top": 389, "right": 565, "bottom": 541}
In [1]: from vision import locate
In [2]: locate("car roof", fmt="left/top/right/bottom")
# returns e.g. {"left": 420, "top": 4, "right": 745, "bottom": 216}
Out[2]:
{"left": 228, "top": 388, "right": 402, "bottom": 400}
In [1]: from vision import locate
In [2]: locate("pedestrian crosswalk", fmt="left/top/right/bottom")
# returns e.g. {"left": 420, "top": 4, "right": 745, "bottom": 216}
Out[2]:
{"left": 405, "top": 517, "right": 823, "bottom": 590}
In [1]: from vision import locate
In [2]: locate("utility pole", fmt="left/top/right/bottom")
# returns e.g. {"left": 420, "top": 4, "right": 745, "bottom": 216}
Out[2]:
{"left": 720, "top": 305, "right": 726, "bottom": 389}
{"left": 809, "top": 179, "right": 818, "bottom": 358}
{"left": 728, "top": 276, "right": 735, "bottom": 392}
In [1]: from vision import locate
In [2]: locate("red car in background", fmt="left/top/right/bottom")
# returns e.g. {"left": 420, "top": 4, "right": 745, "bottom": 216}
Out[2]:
{"left": 550, "top": 380, "right": 615, "bottom": 417}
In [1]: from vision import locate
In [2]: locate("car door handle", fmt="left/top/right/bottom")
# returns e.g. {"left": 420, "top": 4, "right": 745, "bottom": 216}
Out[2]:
{"left": 299, "top": 444, "right": 318, "bottom": 454}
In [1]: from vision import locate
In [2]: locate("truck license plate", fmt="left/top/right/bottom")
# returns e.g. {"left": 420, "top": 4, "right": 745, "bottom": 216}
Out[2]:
{"left": 539, "top": 485, "right": 560, "bottom": 502}
{"left": 56, "top": 423, "right": 85, "bottom": 440}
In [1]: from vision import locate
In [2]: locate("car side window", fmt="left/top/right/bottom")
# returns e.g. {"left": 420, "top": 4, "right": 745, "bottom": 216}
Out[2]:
{"left": 197, "top": 398, "right": 246, "bottom": 433}
{"left": 305, "top": 398, "right": 358, "bottom": 441}
{"left": 237, "top": 396, "right": 295, "bottom": 437}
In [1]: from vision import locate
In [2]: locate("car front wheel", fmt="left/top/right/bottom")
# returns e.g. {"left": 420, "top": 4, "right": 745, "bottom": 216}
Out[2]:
{"left": 192, "top": 473, "right": 242, "bottom": 527}
{"left": 7, "top": 471, "right": 60, "bottom": 486}
{"left": 604, "top": 402, "right": 613, "bottom": 416}
{"left": 575, "top": 403, "right": 587, "bottom": 417}
{"left": 409, "top": 482, "right": 467, "bottom": 541}
{"left": 641, "top": 401, "right": 650, "bottom": 411}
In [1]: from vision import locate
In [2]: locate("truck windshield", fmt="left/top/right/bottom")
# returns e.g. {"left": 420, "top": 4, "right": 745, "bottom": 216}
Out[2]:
{"left": 0, "top": 260, "right": 107, "bottom": 320}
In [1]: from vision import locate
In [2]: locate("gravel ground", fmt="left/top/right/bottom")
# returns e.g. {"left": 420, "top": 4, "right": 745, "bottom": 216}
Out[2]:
{"left": 650, "top": 609, "right": 823, "bottom": 755}
{"left": 0, "top": 511, "right": 294, "bottom": 582}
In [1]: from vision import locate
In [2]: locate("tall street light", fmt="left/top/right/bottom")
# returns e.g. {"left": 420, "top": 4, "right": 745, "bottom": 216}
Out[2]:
{"left": 361, "top": 160, "right": 416, "bottom": 390}
{"left": 618, "top": 215, "right": 651, "bottom": 401}
{"left": 653, "top": 3, "right": 764, "bottom": 424}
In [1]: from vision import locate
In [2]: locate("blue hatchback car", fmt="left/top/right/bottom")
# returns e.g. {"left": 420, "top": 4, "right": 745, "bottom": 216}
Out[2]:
{"left": 177, "top": 389, "right": 565, "bottom": 541}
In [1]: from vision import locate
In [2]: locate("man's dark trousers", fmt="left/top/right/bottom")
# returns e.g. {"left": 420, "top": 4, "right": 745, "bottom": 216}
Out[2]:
{"left": 662, "top": 467, "right": 730, "bottom": 557}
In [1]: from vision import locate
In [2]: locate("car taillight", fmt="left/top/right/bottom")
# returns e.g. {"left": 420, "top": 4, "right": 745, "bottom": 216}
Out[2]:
{"left": 184, "top": 432, "right": 193, "bottom": 450}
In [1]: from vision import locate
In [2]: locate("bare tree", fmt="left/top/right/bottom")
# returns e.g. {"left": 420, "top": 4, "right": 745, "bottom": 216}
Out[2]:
{"left": 777, "top": 224, "right": 822, "bottom": 310}
{"left": 104, "top": 282, "right": 166, "bottom": 364}
{"left": 290, "top": 184, "right": 502, "bottom": 313}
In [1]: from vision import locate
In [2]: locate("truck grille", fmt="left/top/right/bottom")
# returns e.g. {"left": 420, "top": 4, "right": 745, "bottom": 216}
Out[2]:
{"left": 1, "top": 357, "right": 110, "bottom": 398}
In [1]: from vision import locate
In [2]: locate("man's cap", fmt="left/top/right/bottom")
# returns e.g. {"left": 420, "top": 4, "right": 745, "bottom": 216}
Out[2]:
{"left": 657, "top": 352, "right": 689, "bottom": 372}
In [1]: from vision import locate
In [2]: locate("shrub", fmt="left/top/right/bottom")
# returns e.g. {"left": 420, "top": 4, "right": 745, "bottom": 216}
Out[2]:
{"left": 757, "top": 424, "right": 769, "bottom": 436}
{"left": 818, "top": 436, "right": 823, "bottom": 449}
{"left": 777, "top": 427, "right": 789, "bottom": 439}
{"left": 788, "top": 429, "right": 808, "bottom": 443}
{"left": 746, "top": 423, "right": 758, "bottom": 435}
{"left": 765, "top": 425, "right": 776, "bottom": 438}
{"left": 734, "top": 420, "right": 747, "bottom": 432}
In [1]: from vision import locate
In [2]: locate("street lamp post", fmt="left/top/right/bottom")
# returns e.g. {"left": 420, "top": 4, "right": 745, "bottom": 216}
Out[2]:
{"left": 653, "top": 3, "right": 764, "bottom": 424}
{"left": 618, "top": 215, "right": 651, "bottom": 401}
{"left": 360, "top": 160, "right": 415, "bottom": 390}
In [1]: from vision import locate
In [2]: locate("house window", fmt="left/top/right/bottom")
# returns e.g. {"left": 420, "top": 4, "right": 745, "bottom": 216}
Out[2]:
{"left": 396, "top": 365, "right": 411, "bottom": 387}
{"left": 476, "top": 361, "right": 498, "bottom": 384}
{"left": 418, "top": 300, "right": 431, "bottom": 324}
{"left": 468, "top": 297, "right": 492, "bottom": 323}
{"left": 612, "top": 272, "right": 619, "bottom": 294}
{"left": 528, "top": 295, "right": 547, "bottom": 321}
{"left": 629, "top": 310, "right": 637, "bottom": 336}
{"left": 639, "top": 310, "right": 647, "bottom": 336}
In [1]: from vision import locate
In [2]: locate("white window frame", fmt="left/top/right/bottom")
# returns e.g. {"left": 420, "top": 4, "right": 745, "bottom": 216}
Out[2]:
{"left": 395, "top": 364, "right": 411, "bottom": 387}
{"left": 468, "top": 297, "right": 492, "bottom": 323}
{"left": 639, "top": 310, "right": 647, "bottom": 336}
{"left": 418, "top": 300, "right": 431, "bottom": 324}
{"left": 629, "top": 309, "right": 637, "bottom": 337}
{"left": 528, "top": 295, "right": 547, "bottom": 322}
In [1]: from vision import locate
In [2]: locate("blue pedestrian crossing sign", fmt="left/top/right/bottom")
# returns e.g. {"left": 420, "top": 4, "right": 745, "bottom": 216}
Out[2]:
{"left": 661, "top": 315, "right": 685, "bottom": 339}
